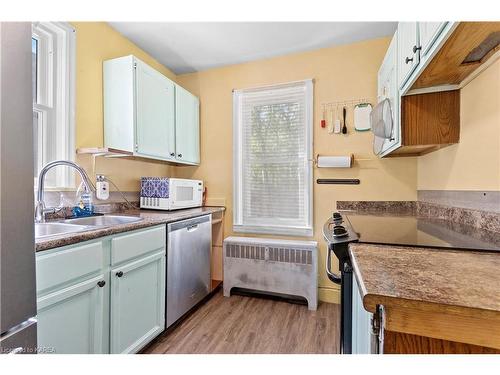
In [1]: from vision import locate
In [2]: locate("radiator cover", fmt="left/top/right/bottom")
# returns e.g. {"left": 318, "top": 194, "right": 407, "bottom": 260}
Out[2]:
{"left": 223, "top": 237, "right": 318, "bottom": 310}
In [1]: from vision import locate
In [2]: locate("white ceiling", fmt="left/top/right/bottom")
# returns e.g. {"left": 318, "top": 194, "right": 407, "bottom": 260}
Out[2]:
{"left": 109, "top": 22, "right": 397, "bottom": 75}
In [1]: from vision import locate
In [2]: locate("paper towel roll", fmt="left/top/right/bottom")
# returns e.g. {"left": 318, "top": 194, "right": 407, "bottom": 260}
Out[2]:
{"left": 317, "top": 155, "right": 353, "bottom": 168}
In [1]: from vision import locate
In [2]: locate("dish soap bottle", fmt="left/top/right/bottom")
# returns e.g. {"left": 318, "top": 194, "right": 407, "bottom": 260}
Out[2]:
{"left": 72, "top": 189, "right": 94, "bottom": 217}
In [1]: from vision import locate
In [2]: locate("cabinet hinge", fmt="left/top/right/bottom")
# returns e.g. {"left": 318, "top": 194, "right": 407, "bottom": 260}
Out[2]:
{"left": 135, "top": 144, "right": 138, "bottom": 152}
{"left": 371, "top": 304, "right": 385, "bottom": 354}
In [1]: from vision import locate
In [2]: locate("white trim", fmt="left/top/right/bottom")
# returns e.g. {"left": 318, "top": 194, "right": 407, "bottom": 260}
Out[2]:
{"left": 405, "top": 84, "right": 460, "bottom": 96}
{"left": 32, "top": 22, "right": 76, "bottom": 189}
{"left": 233, "top": 78, "right": 315, "bottom": 94}
{"left": 232, "top": 79, "right": 314, "bottom": 237}
{"left": 233, "top": 224, "right": 313, "bottom": 237}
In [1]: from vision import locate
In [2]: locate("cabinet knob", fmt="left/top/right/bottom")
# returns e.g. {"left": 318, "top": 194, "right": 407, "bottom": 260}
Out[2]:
{"left": 170, "top": 152, "right": 175, "bottom": 157}
{"left": 97, "top": 280, "right": 106, "bottom": 288}
{"left": 116, "top": 271, "right": 124, "bottom": 278}
{"left": 177, "top": 153, "right": 182, "bottom": 158}
{"left": 412, "top": 45, "right": 422, "bottom": 54}
{"left": 405, "top": 56, "right": 413, "bottom": 64}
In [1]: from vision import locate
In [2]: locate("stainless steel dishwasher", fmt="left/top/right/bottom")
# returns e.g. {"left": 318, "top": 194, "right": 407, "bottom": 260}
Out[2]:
{"left": 166, "top": 214, "right": 212, "bottom": 328}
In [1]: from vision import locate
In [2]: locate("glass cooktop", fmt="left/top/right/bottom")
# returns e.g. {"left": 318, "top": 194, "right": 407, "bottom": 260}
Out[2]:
{"left": 344, "top": 213, "right": 500, "bottom": 252}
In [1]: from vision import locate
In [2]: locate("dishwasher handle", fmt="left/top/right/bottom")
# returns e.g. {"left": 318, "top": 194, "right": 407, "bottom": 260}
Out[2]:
{"left": 168, "top": 214, "right": 211, "bottom": 232}
{"left": 186, "top": 224, "right": 198, "bottom": 231}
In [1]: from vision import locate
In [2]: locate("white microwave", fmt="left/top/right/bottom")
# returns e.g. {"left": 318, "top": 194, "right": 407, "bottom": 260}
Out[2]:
{"left": 140, "top": 177, "right": 203, "bottom": 210}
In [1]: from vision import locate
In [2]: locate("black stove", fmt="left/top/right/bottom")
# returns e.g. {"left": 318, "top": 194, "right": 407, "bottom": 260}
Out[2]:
{"left": 323, "top": 212, "right": 359, "bottom": 354}
{"left": 323, "top": 210, "right": 500, "bottom": 354}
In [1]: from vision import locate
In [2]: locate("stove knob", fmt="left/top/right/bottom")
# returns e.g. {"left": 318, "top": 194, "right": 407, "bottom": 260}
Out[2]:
{"left": 333, "top": 225, "right": 348, "bottom": 237}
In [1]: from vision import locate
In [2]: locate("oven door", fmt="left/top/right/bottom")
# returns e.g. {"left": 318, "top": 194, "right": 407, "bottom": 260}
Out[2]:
{"left": 170, "top": 180, "right": 203, "bottom": 209}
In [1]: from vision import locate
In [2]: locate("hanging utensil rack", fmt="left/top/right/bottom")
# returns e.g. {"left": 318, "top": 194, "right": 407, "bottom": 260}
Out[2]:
{"left": 320, "top": 98, "right": 371, "bottom": 112}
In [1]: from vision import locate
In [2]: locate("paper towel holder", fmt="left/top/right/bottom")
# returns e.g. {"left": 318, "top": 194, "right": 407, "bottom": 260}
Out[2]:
{"left": 313, "top": 154, "right": 354, "bottom": 168}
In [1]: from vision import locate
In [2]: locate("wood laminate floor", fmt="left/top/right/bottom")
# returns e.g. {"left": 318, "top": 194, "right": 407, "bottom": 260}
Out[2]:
{"left": 142, "top": 290, "right": 340, "bottom": 354}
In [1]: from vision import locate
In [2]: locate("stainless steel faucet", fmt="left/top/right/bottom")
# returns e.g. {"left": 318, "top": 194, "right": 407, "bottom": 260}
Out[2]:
{"left": 35, "top": 160, "right": 96, "bottom": 223}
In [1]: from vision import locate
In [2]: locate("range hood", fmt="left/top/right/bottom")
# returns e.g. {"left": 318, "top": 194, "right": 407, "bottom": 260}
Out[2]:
{"left": 411, "top": 22, "right": 500, "bottom": 91}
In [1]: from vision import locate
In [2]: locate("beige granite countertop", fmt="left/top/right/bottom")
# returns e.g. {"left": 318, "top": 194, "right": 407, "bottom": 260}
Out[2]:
{"left": 349, "top": 243, "right": 500, "bottom": 314}
{"left": 36, "top": 206, "right": 225, "bottom": 252}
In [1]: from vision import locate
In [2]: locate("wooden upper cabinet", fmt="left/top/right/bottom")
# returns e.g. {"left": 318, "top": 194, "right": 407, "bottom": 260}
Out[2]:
{"left": 377, "top": 22, "right": 500, "bottom": 157}
{"left": 388, "top": 90, "right": 460, "bottom": 157}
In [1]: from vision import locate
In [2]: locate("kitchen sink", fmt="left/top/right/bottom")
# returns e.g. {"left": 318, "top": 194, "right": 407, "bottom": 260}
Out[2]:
{"left": 35, "top": 222, "right": 96, "bottom": 240}
{"left": 61, "top": 215, "right": 143, "bottom": 227}
{"left": 35, "top": 215, "right": 143, "bottom": 240}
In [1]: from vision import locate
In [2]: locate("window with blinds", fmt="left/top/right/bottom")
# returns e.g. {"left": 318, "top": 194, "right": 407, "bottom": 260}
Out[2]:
{"left": 233, "top": 80, "right": 313, "bottom": 236}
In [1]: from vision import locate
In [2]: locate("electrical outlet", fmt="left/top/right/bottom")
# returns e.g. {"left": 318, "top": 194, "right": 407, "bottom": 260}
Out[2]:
{"left": 95, "top": 175, "right": 109, "bottom": 200}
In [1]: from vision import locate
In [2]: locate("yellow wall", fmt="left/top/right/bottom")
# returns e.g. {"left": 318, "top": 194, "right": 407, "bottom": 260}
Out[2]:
{"left": 72, "top": 22, "right": 178, "bottom": 191}
{"left": 174, "top": 38, "right": 417, "bottom": 302}
{"left": 417, "top": 59, "right": 500, "bottom": 191}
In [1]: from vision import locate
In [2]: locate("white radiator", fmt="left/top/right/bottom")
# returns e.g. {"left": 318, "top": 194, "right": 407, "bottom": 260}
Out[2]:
{"left": 223, "top": 237, "right": 318, "bottom": 310}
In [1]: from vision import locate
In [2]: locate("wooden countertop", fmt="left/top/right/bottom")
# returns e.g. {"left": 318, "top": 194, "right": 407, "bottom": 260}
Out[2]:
{"left": 349, "top": 243, "right": 500, "bottom": 350}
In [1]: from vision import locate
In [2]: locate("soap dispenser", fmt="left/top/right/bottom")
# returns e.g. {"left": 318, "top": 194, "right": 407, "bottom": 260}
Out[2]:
{"left": 72, "top": 184, "right": 94, "bottom": 217}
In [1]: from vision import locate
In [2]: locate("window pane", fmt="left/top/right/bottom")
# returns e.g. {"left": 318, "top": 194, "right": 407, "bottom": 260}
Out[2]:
{"left": 234, "top": 80, "right": 312, "bottom": 235}
{"left": 32, "top": 37, "right": 37, "bottom": 103}
{"left": 246, "top": 102, "right": 304, "bottom": 220}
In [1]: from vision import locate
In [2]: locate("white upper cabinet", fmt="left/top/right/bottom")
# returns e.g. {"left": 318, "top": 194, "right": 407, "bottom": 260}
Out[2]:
{"left": 104, "top": 55, "right": 200, "bottom": 165}
{"left": 135, "top": 60, "right": 176, "bottom": 159}
{"left": 397, "top": 22, "right": 419, "bottom": 89}
{"left": 175, "top": 84, "right": 200, "bottom": 164}
{"left": 377, "top": 32, "right": 400, "bottom": 156}
{"left": 418, "top": 22, "right": 447, "bottom": 57}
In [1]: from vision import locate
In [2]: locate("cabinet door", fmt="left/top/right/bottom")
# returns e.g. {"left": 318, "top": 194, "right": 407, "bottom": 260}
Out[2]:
{"left": 377, "top": 32, "right": 400, "bottom": 155}
{"left": 135, "top": 60, "right": 176, "bottom": 160}
{"left": 110, "top": 251, "right": 165, "bottom": 354}
{"left": 419, "top": 22, "right": 447, "bottom": 57}
{"left": 175, "top": 85, "right": 200, "bottom": 164}
{"left": 398, "top": 22, "right": 419, "bottom": 88}
{"left": 37, "top": 275, "right": 107, "bottom": 354}
{"left": 351, "top": 274, "right": 374, "bottom": 354}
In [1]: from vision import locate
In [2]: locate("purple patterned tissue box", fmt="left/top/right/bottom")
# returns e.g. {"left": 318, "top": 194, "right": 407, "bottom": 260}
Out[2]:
{"left": 140, "top": 177, "right": 170, "bottom": 198}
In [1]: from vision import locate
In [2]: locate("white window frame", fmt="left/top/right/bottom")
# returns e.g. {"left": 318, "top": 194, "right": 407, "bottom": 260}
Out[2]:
{"left": 32, "top": 22, "right": 76, "bottom": 189}
{"left": 233, "top": 79, "right": 314, "bottom": 237}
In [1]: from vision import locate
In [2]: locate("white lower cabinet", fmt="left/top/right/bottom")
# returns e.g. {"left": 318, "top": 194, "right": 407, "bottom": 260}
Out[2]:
{"left": 37, "top": 275, "right": 107, "bottom": 354}
{"left": 351, "top": 275, "right": 374, "bottom": 354}
{"left": 36, "top": 225, "right": 166, "bottom": 354}
{"left": 110, "top": 251, "right": 165, "bottom": 354}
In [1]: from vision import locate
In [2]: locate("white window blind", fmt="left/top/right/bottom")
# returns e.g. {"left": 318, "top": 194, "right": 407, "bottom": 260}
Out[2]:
{"left": 233, "top": 80, "right": 313, "bottom": 237}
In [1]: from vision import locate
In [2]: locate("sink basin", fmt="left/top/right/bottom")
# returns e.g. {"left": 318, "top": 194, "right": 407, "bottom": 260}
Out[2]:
{"left": 35, "top": 222, "right": 95, "bottom": 240}
{"left": 61, "top": 215, "right": 143, "bottom": 227}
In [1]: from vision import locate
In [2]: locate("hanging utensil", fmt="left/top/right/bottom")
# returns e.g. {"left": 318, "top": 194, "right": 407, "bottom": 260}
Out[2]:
{"left": 342, "top": 106, "right": 348, "bottom": 134}
{"left": 334, "top": 105, "right": 341, "bottom": 134}
{"left": 321, "top": 105, "right": 326, "bottom": 128}
{"left": 328, "top": 105, "right": 334, "bottom": 134}
{"left": 354, "top": 103, "right": 372, "bottom": 132}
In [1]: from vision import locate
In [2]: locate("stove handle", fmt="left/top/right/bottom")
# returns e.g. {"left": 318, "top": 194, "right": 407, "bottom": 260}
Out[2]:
{"left": 326, "top": 247, "right": 341, "bottom": 284}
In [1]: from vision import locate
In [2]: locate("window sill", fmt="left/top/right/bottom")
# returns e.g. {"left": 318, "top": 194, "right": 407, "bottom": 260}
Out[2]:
{"left": 233, "top": 224, "right": 313, "bottom": 238}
